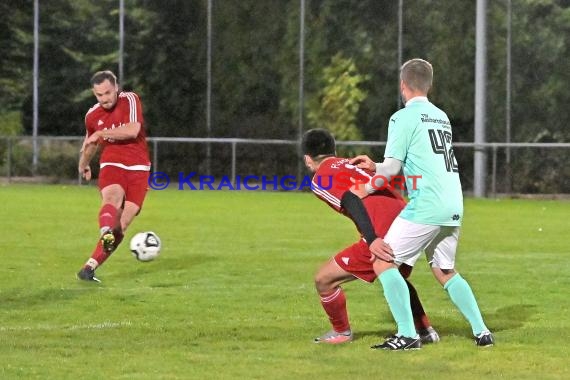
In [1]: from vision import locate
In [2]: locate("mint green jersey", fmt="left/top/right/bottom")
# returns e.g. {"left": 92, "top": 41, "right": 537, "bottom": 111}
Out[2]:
{"left": 384, "top": 97, "right": 463, "bottom": 226}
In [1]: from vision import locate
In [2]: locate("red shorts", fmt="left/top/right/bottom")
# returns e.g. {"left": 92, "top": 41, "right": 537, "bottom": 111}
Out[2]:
{"left": 98, "top": 166, "right": 150, "bottom": 208}
{"left": 334, "top": 240, "right": 377, "bottom": 283}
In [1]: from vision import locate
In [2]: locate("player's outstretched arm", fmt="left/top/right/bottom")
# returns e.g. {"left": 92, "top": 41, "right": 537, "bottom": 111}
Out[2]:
{"left": 364, "top": 158, "right": 403, "bottom": 194}
{"left": 349, "top": 155, "right": 376, "bottom": 172}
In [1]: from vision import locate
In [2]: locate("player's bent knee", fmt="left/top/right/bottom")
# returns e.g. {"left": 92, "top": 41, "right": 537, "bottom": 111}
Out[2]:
{"left": 314, "top": 273, "right": 339, "bottom": 294}
{"left": 314, "top": 276, "right": 330, "bottom": 293}
{"left": 431, "top": 267, "right": 456, "bottom": 286}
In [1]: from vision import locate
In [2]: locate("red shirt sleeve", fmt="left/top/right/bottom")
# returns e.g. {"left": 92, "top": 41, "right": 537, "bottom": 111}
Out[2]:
{"left": 122, "top": 92, "right": 143, "bottom": 124}
{"left": 311, "top": 157, "right": 407, "bottom": 238}
{"left": 311, "top": 158, "right": 372, "bottom": 213}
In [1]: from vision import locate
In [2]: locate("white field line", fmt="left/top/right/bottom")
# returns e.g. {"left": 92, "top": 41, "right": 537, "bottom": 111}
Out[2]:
{"left": 56, "top": 284, "right": 310, "bottom": 291}
{"left": 0, "top": 320, "right": 134, "bottom": 332}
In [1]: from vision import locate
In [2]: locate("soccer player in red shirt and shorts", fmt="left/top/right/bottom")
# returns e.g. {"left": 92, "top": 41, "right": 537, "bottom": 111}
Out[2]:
{"left": 77, "top": 70, "right": 151, "bottom": 283}
{"left": 302, "top": 128, "right": 438, "bottom": 348}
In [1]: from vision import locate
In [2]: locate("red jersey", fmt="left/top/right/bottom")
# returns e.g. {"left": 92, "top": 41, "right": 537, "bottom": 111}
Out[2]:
{"left": 85, "top": 91, "right": 150, "bottom": 170}
{"left": 311, "top": 157, "right": 406, "bottom": 239}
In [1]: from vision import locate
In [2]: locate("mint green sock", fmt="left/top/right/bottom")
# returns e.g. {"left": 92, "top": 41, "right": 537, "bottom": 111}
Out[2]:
{"left": 444, "top": 274, "right": 488, "bottom": 335}
{"left": 378, "top": 268, "right": 416, "bottom": 338}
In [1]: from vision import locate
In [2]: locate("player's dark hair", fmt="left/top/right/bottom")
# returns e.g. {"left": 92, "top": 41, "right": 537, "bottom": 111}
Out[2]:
{"left": 302, "top": 128, "right": 336, "bottom": 158}
{"left": 91, "top": 70, "right": 118, "bottom": 87}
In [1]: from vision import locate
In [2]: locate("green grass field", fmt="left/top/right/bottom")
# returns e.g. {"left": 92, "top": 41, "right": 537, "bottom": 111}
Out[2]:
{"left": 0, "top": 184, "right": 569, "bottom": 379}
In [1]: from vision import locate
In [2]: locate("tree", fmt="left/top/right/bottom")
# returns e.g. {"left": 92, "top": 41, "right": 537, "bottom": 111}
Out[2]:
{"left": 307, "top": 53, "right": 368, "bottom": 156}
{"left": 19, "top": 0, "right": 120, "bottom": 136}
{"left": 0, "top": 0, "right": 33, "bottom": 135}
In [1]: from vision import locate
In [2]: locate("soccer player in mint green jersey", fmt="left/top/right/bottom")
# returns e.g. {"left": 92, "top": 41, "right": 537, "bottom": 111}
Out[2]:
{"left": 351, "top": 58, "right": 494, "bottom": 348}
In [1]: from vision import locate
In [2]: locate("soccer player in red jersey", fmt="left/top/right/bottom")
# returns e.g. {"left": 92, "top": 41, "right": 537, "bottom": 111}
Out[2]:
{"left": 76, "top": 70, "right": 151, "bottom": 282}
{"left": 302, "top": 128, "right": 438, "bottom": 348}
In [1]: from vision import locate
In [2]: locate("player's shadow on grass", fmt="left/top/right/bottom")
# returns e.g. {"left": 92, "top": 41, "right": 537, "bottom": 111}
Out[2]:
{"left": 482, "top": 303, "right": 537, "bottom": 333}
{"left": 353, "top": 329, "right": 399, "bottom": 342}
{"left": 119, "top": 254, "right": 218, "bottom": 285}
{"left": 425, "top": 303, "right": 536, "bottom": 339}
{"left": 354, "top": 304, "right": 536, "bottom": 341}
{"left": 0, "top": 288, "right": 81, "bottom": 309}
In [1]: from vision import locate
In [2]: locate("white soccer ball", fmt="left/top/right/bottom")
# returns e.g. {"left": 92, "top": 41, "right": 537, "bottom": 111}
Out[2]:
{"left": 130, "top": 231, "right": 161, "bottom": 262}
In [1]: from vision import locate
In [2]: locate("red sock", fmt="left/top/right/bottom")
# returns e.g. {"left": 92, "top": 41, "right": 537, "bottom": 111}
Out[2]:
{"left": 83, "top": 228, "right": 124, "bottom": 271}
{"left": 319, "top": 288, "right": 350, "bottom": 332}
{"left": 83, "top": 206, "right": 121, "bottom": 271}
{"left": 399, "top": 265, "right": 432, "bottom": 330}
{"left": 84, "top": 242, "right": 110, "bottom": 270}
{"left": 99, "top": 204, "right": 117, "bottom": 231}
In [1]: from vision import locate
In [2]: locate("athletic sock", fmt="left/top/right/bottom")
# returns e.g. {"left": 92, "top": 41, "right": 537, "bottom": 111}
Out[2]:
{"left": 85, "top": 242, "right": 111, "bottom": 270}
{"left": 99, "top": 204, "right": 117, "bottom": 232}
{"left": 444, "top": 273, "right": 488, "bottom": 335}
{"left": 319, "top": 288, "right": 350, "bottom": 332}
{"left": 83, "top": 205, "right": 119, "bottom": 272}
{"left": 378, "top": 268, "right": 417, "bottom": 338}
{"left": 399, "top": 265, "right": 432, "bottom": 330}
{"left": 405, "top": 279, "right": 432, "bottom": 330}
{"left": 84, "top": 229, "right": 123, "bottom": 271}
{"left": 84, "top": 257, "right": 99, "bottom": 270}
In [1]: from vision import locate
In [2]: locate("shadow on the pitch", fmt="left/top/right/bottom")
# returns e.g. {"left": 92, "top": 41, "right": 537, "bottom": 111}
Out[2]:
{"left": 353, "top": 330, "right": 395, "bottom": 342}
{"left": 0, "top": 287, "right": 81, "bottom": 309}
{"left": 421, "top": 303, "right": 537, "bottom": 339}
{"left": 481, "top": 303, "right": 537, "bottom": 333}
{"left": 114, "top": 253, "right": 219, "bottom": 287}
{"left": 353, "top": 303, "right": 536, "bottom": 342}
{"left": 123, "top": 253, "right": 216, "bottom": 271}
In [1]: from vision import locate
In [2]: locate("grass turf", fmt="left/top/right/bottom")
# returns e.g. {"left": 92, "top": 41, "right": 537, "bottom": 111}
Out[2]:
{"left": 0, "top": 184, "right": 568, "bottom": 379}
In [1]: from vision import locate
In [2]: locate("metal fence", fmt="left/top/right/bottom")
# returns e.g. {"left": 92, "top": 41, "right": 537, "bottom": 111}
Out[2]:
{"left": 1, "top": 136, "right": 569, "bottom": 196}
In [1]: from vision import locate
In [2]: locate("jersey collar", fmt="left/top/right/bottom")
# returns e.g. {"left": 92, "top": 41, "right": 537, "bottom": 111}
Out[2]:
{"left": 405, "top": 96, "right": 429, "bottom": 107}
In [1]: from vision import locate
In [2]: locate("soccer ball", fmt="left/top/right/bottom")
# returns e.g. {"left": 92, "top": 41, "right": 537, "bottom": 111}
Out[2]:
{"left": 130, "top": 231, "right": 161, "bottom": 262}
